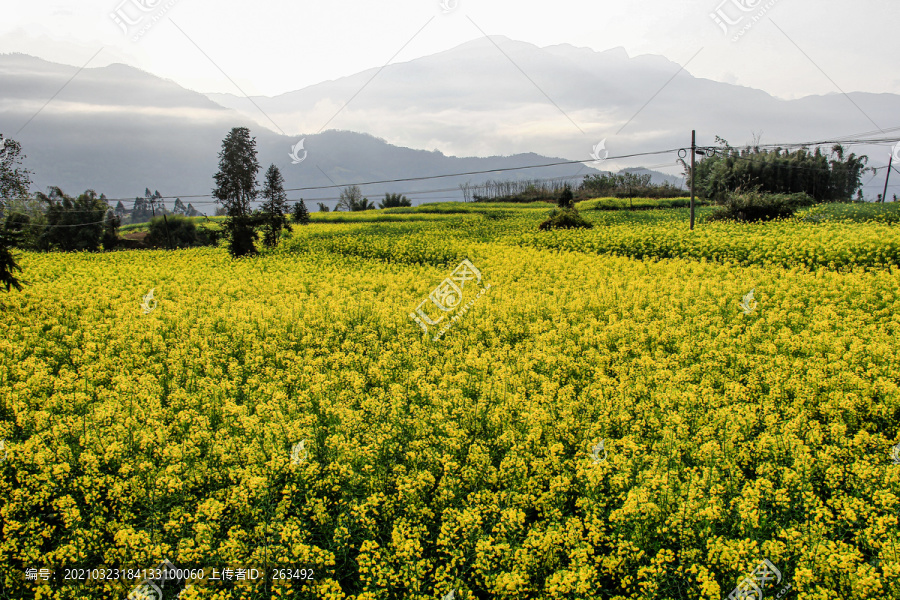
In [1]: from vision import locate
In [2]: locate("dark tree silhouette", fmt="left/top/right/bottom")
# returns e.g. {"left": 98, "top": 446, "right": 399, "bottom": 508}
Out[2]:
{"left": 36, "top": 187, "right": 110, "bottom": 252}
{"left": 0, "top": 135, "right": 32, "bottom": 294}
{"left": 379, "top": 193, "right": 412, "bottom": 209}
{"left": 259, "top": 164, "right": 291, "bottom": 247}
{"left": 557, "top": 183, "right": 574, "bottom": 208}
{"left": 292, "top": 199, "right": 310, "bottom": 225}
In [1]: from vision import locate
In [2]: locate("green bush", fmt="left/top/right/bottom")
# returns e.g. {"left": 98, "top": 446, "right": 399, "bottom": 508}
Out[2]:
{"left": 538, "top": 208, "right": 594, "bottom": 231}
{"left": 3, "top": 212, "right": 30, "bottom": 244}
{"left": 146, "top": 215, "right": 220, "bottom": 248}
{"left": 379, "top": 193, "right": 412, "bottom": 209}
{"left": 705, "top": 190, "right": 815, "bottom": 223}
{"left": 196, "top": 225, "right": 223, "bottom": 247}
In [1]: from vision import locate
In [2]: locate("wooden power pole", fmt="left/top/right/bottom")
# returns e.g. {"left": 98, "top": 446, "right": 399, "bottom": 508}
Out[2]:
{"left": 690, "top": 130, "right": 696, "bottom": 230}
{"left": 882, "top": 154, "right": 893, "bottom": 204}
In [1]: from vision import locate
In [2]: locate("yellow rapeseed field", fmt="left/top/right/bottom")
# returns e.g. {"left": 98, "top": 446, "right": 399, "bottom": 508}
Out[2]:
{"left": 1, "top": 203, "right": 899, "bottom": 599}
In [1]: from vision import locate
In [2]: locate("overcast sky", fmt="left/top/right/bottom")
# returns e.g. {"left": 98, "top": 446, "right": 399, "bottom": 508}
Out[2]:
{"left": 1, "top": 0, "right": 897, "bottom": 100}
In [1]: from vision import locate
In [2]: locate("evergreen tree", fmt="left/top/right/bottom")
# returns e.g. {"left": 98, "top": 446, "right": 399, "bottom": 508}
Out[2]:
{"left": 292, "top": 199, "right": 310, "bottom": 225}
{"left": 259, "top": 164, "right": 291, "bottom": 247}
{"left": 212, "top": 127, "right": 261, "bottom": 257}
{"left": 115, "top": 200, "right": 127, "bottom": 221}
{"left": 173, "top": 198, "right": 186, "bottom": 215}
{"left": 317, "top": 202, "right": 330, "bottom": 212}
{"left": 185, "top": 203, "right": 201, "bottom": 217}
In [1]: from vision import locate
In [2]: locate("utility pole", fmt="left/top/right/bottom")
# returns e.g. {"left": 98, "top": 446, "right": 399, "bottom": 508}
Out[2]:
{"left": 162, "top": 213, "right": 174, "bottom": 250}
{"left": 690, "top": 130, "right": 696, "bottom": 230}
{"left": 882, "top": 154, "right": 893, "bottom": 204}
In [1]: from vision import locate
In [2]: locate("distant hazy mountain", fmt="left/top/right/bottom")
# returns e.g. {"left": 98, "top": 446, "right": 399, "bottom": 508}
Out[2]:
{"left": 207, "top": 36, "right": 900, "bottom": 197}
{"left": 0, "top": 52, "right": 610, "bottom": 208}
{"left": 1, "top": 36, "right": 897, "bottom": 206}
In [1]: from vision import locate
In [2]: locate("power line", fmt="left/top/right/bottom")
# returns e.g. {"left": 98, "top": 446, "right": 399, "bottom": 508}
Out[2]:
{"left": 0, "top": 148, "right": 682, "bottom": 205}
{"left": 0, "top": 174, "right": 591, "bottom": 214}
{"left": 4, "top": 132, "right": 896, "bottom": 210}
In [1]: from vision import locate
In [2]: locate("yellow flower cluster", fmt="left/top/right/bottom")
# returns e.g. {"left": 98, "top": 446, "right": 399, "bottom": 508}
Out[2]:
{"left": 0, "top": 203, "right": 898, "bottom": 599}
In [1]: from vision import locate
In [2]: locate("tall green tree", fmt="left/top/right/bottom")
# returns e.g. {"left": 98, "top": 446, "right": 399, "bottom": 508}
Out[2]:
{"left": 337, "top": 185, "right": 375, "bottom": 211}
{"left": 259, "top": 164, "right": 291, "bottom": 247}
{"left": 0, "top": 135, "right": 33, "bottom": 291}
{"left": 1, "top": 135, "right": 32, "bottom": 204}
{"left": 130, "top": 189, "right": 163, "bottom": 224}
{"left": 37, "top": 187, "right": 109, "bottom": 252}
{"left": 131, "top": 196, "right": 149, "bottom": 223}
{"left": 213, "top": 127, "right": 261, "bottom": 257}
{"left": 0, "top": 135, "right": 32, "bottom": 294}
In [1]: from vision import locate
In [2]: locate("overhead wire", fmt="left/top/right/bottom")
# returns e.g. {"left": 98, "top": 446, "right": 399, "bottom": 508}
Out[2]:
{"left": 4, "top": 134, "right": 899, "bottom": 226}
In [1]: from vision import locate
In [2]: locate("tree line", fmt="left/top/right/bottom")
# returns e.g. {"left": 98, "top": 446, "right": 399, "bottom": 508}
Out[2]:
{"left": 461, "top": 172, "right": 685, "bottom": 203}
{"left": 688, "top": 138, "right": 869, "bottom": 202}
